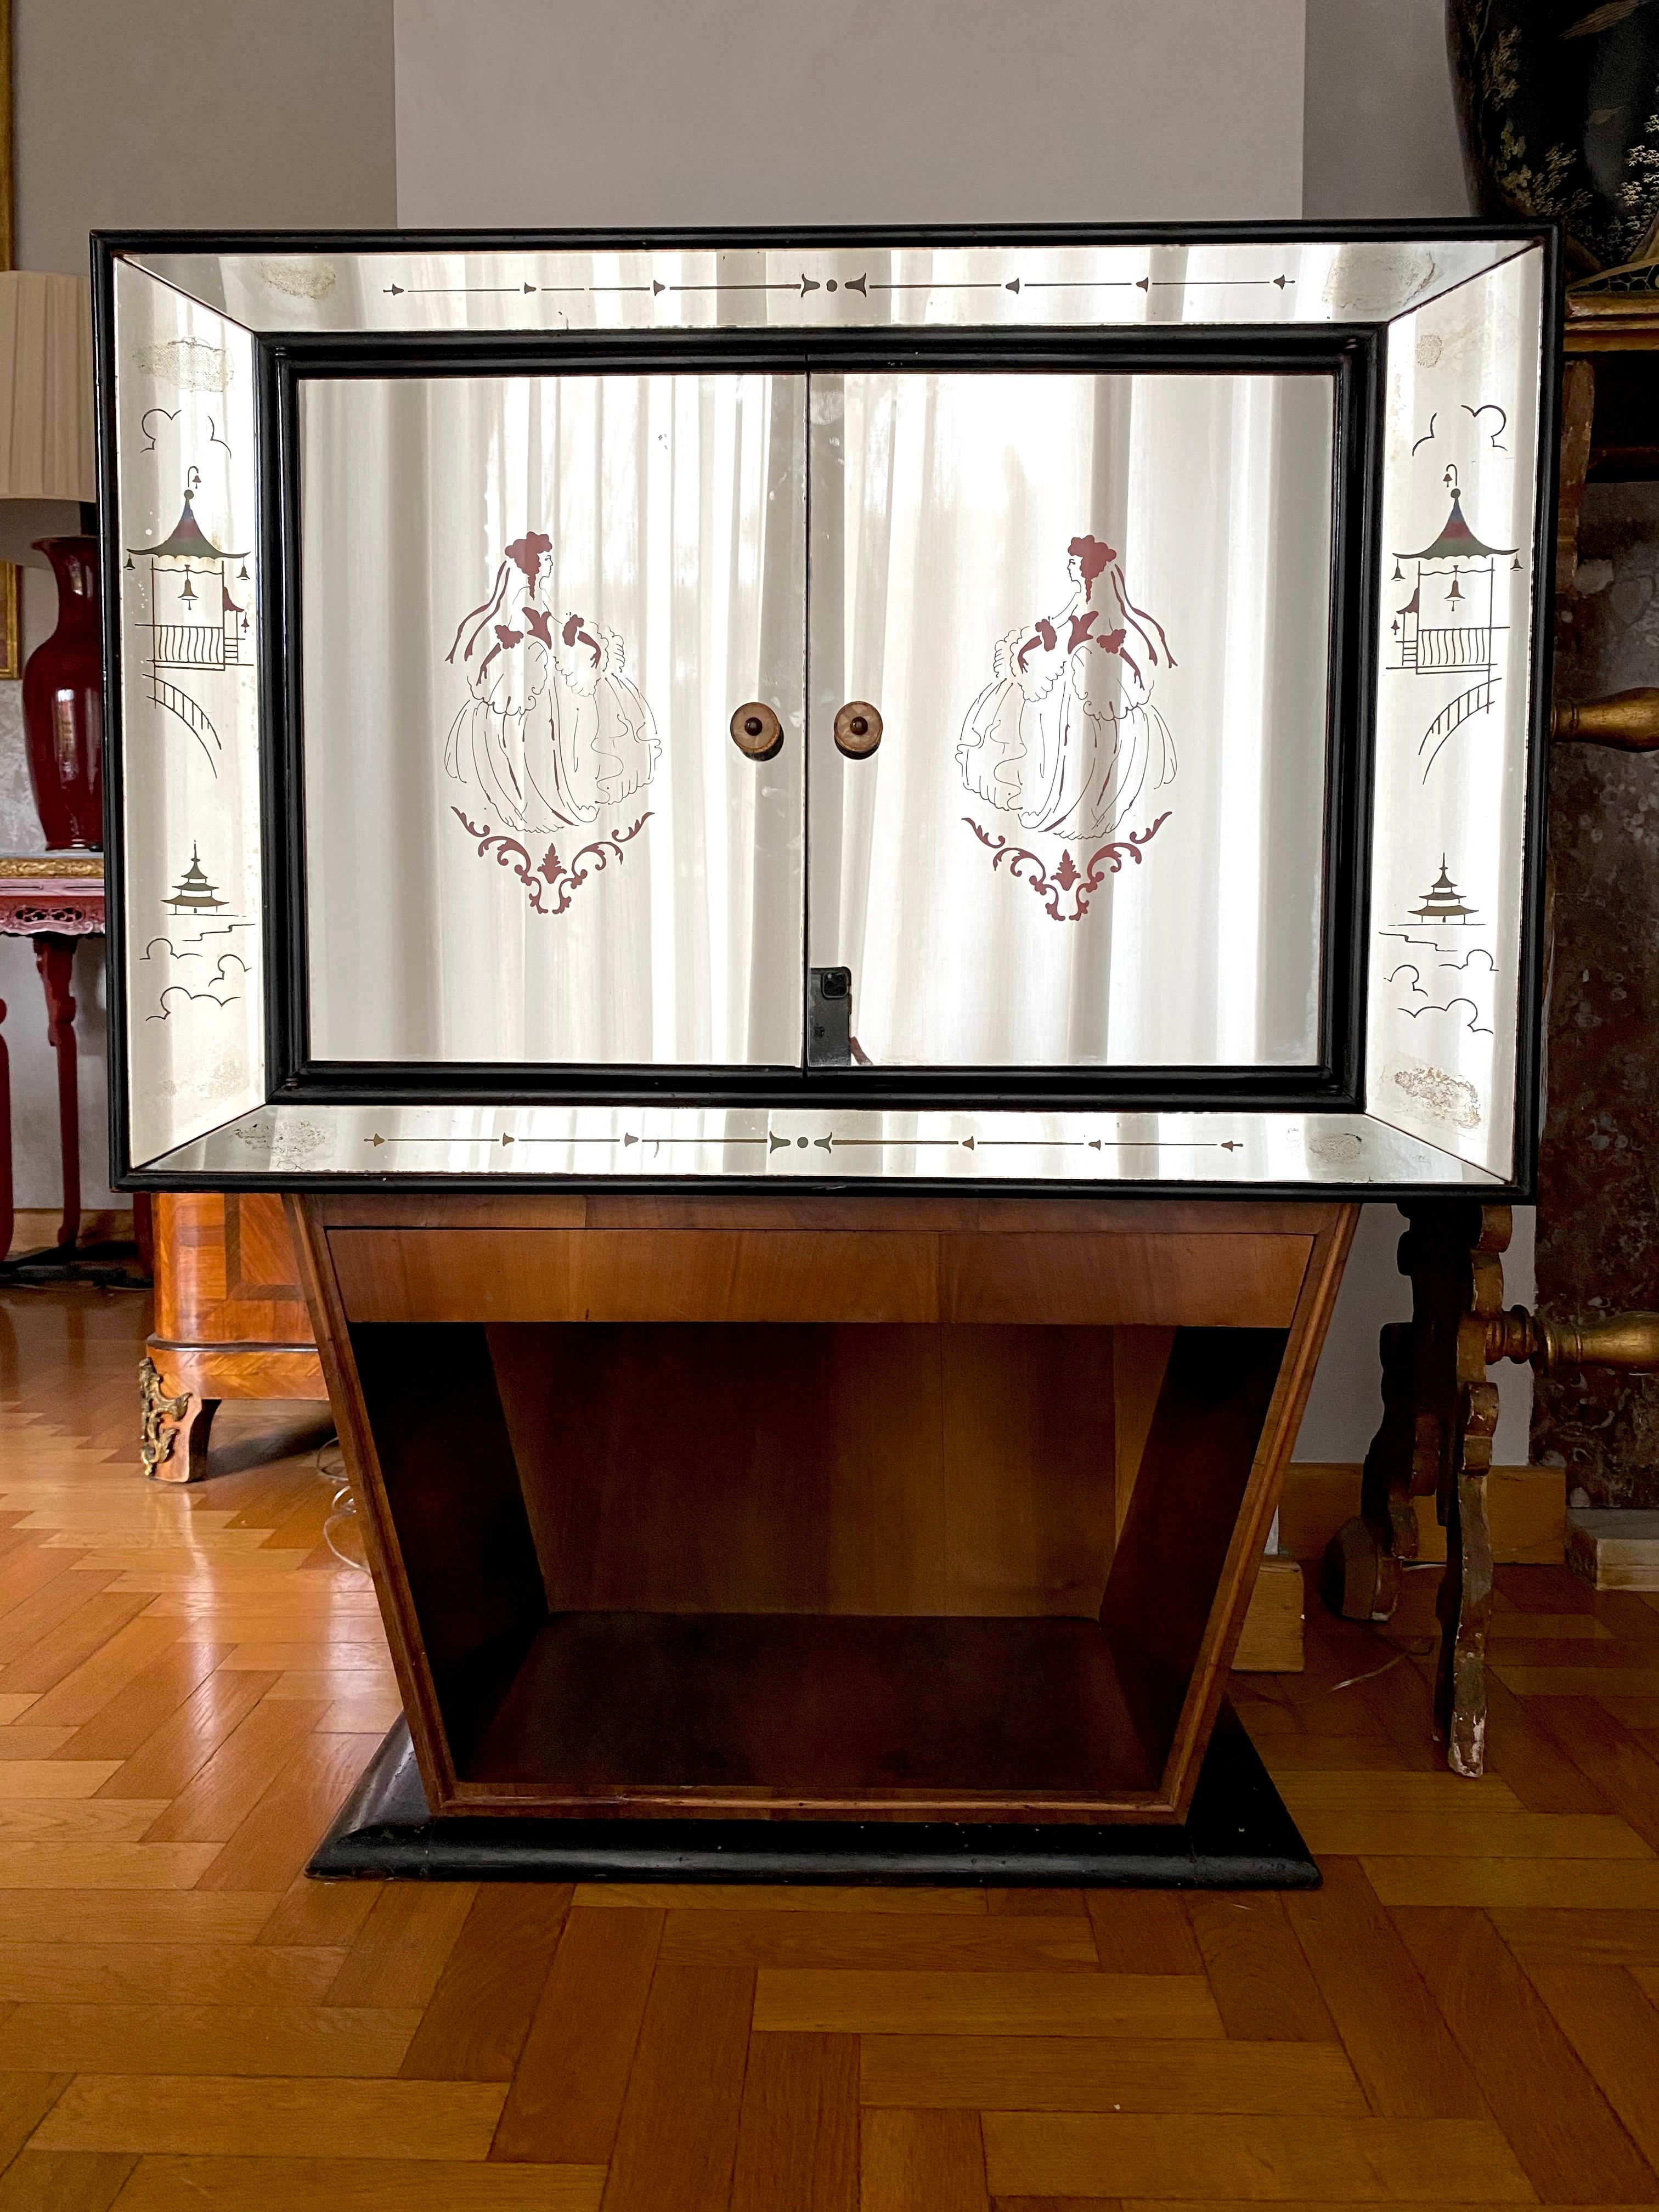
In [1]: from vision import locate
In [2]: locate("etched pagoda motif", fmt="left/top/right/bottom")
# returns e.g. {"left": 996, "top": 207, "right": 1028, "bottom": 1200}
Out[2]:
{"left": 1410, "top": 858, "right": 1479, "bottom": 927}
{"left": 162, "top": 846, "right": 227, "bottom": 914}
{"left": 124, "top": 467, "right": 253, "bottom": 780}
{"left": 128, "top": 470, "right": 251, "bottom": 675}
{"left": 1390, "top": 464, "right": 1519, "bottom": 781}
{"left": 144, "top": 840, "right": 251, "bottom": 1028}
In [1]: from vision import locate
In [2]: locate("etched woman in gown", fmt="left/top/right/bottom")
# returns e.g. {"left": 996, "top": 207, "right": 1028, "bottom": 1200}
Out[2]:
{"left": 443, "top": 531, "right": 554, "bottom": 829}
{"left": 957, "top": 534, "right": 1176, "bottom": 842}
{"left": 537, "top": 612, "right": 660, "bottom": 825}
{"left": 443, "top": 531, "right": 659, "bottom": 834}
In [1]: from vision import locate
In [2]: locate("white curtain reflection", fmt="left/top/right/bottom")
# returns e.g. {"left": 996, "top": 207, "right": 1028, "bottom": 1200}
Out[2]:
{"left": 301, "top": 373, "right": 805, "bottom": 1065}
{"left": 810, "top": 371, "right": 1335, "bottom": 1068}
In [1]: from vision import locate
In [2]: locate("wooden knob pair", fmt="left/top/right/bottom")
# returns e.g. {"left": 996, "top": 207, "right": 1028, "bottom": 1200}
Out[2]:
{"left": 729, "top": 702, "right": 886, "bottom": 760}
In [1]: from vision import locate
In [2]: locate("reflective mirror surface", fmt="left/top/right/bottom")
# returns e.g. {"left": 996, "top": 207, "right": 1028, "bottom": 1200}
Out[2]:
{"left": 300, "top": 373, "right": 807, "bottom": 1066}
{"left": 809, "top": 370, "right": 1336, "bottom": 1068}
{"left": 1364, "top": 244, "right": 1543, "bottom": 1178}
{"left": 114, "top": 258, "right": 266, "bottom": 1167}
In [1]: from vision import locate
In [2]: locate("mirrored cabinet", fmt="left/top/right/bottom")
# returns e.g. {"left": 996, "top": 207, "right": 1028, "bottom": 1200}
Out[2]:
{"left": 98, "top": 228, "right": 1560, "bottom": 1870}
{"left": 99, "top": 225, "right": 1556, "bottom": 1195}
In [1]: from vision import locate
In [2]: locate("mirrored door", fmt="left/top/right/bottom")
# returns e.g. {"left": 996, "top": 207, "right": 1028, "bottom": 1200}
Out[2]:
{"left": 299, "top": 370, "right": 806, "bottom": 1068}
{"left": 808, "top": 370, "right": 1338, "bottom": 1071}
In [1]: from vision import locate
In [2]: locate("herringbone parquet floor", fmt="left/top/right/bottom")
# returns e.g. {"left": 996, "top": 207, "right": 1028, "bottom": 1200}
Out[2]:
{"left": 0, "top": 1282, "right": 1657, "bottom": 2209}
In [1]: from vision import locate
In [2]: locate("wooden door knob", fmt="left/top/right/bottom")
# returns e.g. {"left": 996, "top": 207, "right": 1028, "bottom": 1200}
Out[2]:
{"left": 730, "top": 703, "right": 783, "bottom": 761}
{"left": 834, "top": 701, "right": 883, "bottom": 758}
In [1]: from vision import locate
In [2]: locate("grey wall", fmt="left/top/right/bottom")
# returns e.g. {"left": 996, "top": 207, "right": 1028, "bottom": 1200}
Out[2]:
{"left": 1, "top": 0, "right": 397, "bottom": 1216}
{"left": 394, "top": 0, "right": 1306, "bottom": 228}
{"left": 14, "top": 0, "right": 398, "bottom": 278}
{"left": 1303, "top": 0, "right": 1470, "bottom": 220}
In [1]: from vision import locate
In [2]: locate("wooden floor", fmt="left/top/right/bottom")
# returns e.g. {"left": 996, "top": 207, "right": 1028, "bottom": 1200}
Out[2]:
{"left": 0, "top": 1288, "right": 1657, "bottom": 2209}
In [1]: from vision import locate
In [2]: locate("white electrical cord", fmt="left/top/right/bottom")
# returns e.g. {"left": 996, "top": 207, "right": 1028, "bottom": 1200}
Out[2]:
{"left": 315, "top": 1437, "right": 371, "bottom": 1573}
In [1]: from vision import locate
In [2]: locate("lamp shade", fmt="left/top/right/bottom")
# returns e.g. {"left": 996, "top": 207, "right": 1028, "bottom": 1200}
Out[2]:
{"left": 0, "top": 271, "right": 94, "bottom": 504}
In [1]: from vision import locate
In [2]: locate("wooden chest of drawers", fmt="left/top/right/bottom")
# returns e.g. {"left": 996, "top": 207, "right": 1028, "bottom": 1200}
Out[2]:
{"left": 143, "top": 1193, "right": 326, "bottom": 1481}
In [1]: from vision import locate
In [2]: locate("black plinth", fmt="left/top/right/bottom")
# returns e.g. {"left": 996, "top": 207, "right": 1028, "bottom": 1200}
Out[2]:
{"left": 307, "top": 1702, "right": 1317, "bottom": 1888}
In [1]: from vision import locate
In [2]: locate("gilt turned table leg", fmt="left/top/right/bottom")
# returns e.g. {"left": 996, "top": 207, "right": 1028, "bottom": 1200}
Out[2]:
{"left": 32, "top": 934, "right": 81, "bottom": 1251}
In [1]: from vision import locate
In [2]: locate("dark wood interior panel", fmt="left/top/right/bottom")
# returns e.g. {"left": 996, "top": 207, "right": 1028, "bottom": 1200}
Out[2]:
{"left": 486, "top": 1322, "right": 1116, "bottom": 1619}
{"left": 349, "top": 1322, "right": 548, "bottom": 1762}
{"left": 1099, "top": 1325, "right": 1288, "bottom": 1768}
{"left": 1113, "top": 1326, "right": 1178, "bottom": 1538}
{"left": 938, "top": 1327, "right": 1115, "bottom": 1615}
{"left": 490, "top": 1321, "right": 946, "bottom": 1616}
{"left": 466, "top": 1612, "right": 1156, "bottom": 1808}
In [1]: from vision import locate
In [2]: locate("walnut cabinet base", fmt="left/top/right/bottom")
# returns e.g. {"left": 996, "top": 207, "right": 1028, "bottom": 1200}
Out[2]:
{"left": 288, "top": 1193, "right": 1354, "bottom": 1836}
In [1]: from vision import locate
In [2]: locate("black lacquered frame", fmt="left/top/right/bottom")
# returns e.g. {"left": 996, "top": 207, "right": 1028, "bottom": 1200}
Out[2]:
{"left": 263, "top": 323, "right": 1376, "bottom": 1118}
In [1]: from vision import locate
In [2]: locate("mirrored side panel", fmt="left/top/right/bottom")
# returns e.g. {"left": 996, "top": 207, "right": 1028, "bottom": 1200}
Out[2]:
{"left": 808, "top": 369, "right": 1336, "bottom": 1070}
{"left": 114, "top": 263, "right": 264, "bottom": 1166}
{"left": 298, "top": 372, "right": 807, "bottom": 1067}
{"left": 1365, "top": 245, "right": 1545, "bottom": 1180}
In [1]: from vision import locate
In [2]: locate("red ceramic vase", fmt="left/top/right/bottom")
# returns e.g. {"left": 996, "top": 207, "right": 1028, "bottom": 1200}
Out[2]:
{"left": 22, "top": 535, "right": 103, "bottom": 851}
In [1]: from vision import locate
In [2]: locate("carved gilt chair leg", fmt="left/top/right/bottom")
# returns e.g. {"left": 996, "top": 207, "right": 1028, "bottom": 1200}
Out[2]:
{"left": 139, "top": 1355, "right": 221, "bottom": 1483}
{"left": 1322, "top": 1317, "right": 1418, "bottom": 1621}
{"left": 1431, "top": 1218, "right": 1510, "bottom": 1776}
{"left": 1322, "top": 1201, "right": 1509, "bottom": 1774}
{"left": 1437, "top": 1468, "right": 1494, "bottom": 1776}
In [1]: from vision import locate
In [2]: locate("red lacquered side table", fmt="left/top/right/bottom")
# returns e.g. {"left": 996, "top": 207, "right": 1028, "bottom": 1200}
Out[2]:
{"left": 0, "top": 855, "right": 106, "bottom": 1260}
